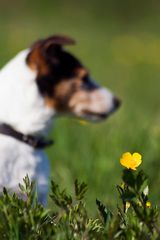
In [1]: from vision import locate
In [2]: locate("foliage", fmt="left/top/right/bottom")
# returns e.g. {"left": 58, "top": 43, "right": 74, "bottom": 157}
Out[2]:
{"left": 0, "top": 166, "right": 160, "bottom": 239}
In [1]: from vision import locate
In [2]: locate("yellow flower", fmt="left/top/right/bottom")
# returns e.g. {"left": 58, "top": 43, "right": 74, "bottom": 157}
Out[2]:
{"left": 146, "top": 201, "right": 151, "bottom": 208}
{"left": 120, "top": 152, "right": 142, "bottom": 170}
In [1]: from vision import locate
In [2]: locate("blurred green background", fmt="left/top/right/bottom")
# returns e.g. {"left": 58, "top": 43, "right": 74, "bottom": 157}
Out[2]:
{"left": 1, "top": 0, "right": 160, "bottom": 209}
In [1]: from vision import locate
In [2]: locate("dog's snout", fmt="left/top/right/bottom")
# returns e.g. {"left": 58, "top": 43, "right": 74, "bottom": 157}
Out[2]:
{"left": 113, "top": 97, "right": 121, "bottom": 109}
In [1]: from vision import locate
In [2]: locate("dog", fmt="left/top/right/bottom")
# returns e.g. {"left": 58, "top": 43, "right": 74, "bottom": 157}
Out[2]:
{"left": 0, "top": 35, "right": 120, "bottom": 205}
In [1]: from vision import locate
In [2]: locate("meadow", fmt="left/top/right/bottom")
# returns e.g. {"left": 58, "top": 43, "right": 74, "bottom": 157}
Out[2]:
{"left": 1, "top": 0, "right": 160, "bottom": 211}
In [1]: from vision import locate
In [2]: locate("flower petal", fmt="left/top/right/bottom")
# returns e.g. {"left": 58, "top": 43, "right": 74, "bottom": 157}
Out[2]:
{"left": 132, "top": 153, "right": 142, "bottom": 167}
{"left": 120, "top": 152, "right": 132, "bottom": 169}
{"left": 122, "top": 152, "right": 132, "bottom": 160}
{"left": 133, "top": 152, "right": 142, "bottom": 161}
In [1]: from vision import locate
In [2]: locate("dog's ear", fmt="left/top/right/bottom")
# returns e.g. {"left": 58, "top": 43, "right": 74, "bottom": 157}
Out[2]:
{"left": 30, "top": 35, "right": 75, "bottom": 55}
{"left": 43, "top": 35, "right": 76, "bottom": 49}
{"left": 26, "top": 35, "right": 76, "bottom": 72}
{"left": 43, "top": 35, "right": 76, "bottom": 58}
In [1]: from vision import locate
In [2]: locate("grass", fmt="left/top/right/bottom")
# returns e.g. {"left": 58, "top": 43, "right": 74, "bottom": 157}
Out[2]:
{"left": 1, "top": 0, "right": 160, "bottom": 210}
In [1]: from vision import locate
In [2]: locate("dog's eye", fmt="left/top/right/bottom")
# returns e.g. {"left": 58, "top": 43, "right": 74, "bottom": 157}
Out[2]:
{"left": 82, "top": 74, "right": 89, "bottom": 82}
{"left": 81, "top": 75, "right": 98, "bottom": 90}
{"left": 81, "top": 75, "right": 90, "bottom": 89}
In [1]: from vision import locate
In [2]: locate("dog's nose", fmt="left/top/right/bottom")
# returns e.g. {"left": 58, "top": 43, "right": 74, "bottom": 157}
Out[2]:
{"left": 113, "top": 97, "right": 121, "bottom": 109}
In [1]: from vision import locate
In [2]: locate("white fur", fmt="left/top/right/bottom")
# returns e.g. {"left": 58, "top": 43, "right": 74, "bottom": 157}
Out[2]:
{"left": 0, "top": 50, "right": 54, "bottom": 135}
{"left": 0, "top": 50, "right": 54, "bottom": 205}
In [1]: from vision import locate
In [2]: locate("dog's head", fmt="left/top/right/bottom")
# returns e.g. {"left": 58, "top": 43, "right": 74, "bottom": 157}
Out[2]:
{"left": 26, "top": 35, "right": 120, "bottom": 122}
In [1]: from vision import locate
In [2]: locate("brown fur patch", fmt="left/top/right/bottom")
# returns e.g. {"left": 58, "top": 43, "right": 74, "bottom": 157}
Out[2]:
{"left": 26, "top": 45, "right": 49, "bottom": 75}
{"left": 49, "top": 79, "right": 79, "bottom": 111}
{"left": 45, "top": 96, "right": 56, "bottom": 108}
{"left": 41, "top": 68, "right": 91, "bottom": 111}
{"left": 44, "top": 73, "right": 86, "bottom": 111}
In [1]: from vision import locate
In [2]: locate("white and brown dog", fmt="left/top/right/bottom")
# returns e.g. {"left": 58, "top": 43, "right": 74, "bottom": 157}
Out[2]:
{"left": 0, "top": 35, "right": 120, "bottom": 204}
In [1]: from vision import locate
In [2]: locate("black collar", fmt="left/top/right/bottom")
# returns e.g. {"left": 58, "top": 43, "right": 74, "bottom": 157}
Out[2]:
{"left": 0, "top": 123, "right": 54, "bottom": 149}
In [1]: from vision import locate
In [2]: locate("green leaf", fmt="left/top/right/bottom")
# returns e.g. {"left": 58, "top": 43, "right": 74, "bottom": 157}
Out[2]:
{"left": 96, "top": 199, "right": 112, "bottom": 225}
{"left": 122, "top": 169, "right": 135, "bottom": 188}
{"left": 121, "top": 190, "right": 136, "bottom": 201}
{"left": 50, "top": 180, "right": 72, "bottom": 209}
{"left": 136, "top": 170, "right": 148, "bottom": 193}
{"left": 74, "top": 179, "right": 88, "bottom": 200}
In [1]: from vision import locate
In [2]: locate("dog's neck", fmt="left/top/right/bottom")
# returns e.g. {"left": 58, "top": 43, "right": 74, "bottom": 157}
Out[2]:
{"left": 0, "top": 50, "right": 55, "bottom": 136}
